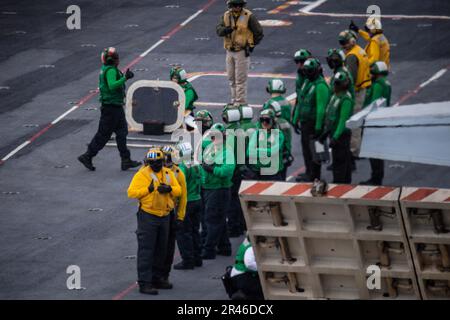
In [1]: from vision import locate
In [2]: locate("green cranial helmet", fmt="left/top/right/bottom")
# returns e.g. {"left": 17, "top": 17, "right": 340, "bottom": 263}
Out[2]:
{"left": 170, "top": 66, "right": 188, "bottom": 83}
{"left": 370, "top": 61, "right": 389, "bottom": 76}
{"left": 259, "top": 108, "right": 275, "bottom": 122}
{"left": 222, "top": 104, "right": 241, "bottom": 124}
{"left": 195, "top": 109, "right": 214, "bottom": 129}
{"left": 333, "top": 72, "right": 350, "bottom": 92}
{"left": 303, "top": 58, "right": 321, "bottom": 78}
{"left": 338, "top": 30, "right": 357, "bottom": 45}
{"left": 326, "top": 48, "right": 346, "bottom": 69}
{"left": 333, "top": 71, "right": 350, "bottom": 87}
{"left": 266, "top": 78, "right": 286, "bottom": 94}
{"left": 227, "top": 0, "right": 247, "bottom": 7}
{"left": 294, "top": 49, "right": 312, "bottom": 63}
{"left": 210, "top": 122, "right": 226, "bottom": 133}
{"left": 327, "top": 48, "right": 346, "bottom": 62}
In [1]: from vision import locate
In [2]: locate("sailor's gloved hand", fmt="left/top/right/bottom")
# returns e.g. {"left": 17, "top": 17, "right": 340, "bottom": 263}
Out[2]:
{"left": 148, "top": 180, "right": 155, "bottom": 193}
{"left": 223, "top": 26, "right": 234, "bottom": 35}
{"left": 202, "top": 163, "right": 215, "bottom": 173}
{"left": 329, "top": 138, "right": 337, "bottom": 149}
{"left": 125, "top": 68, "right": 134, "bottom": 80}
{"left": 349, "top": 20, "right": 359, "bottom": 33}
{"left": 157, "top": 183, "right": 172, "bottom": 194}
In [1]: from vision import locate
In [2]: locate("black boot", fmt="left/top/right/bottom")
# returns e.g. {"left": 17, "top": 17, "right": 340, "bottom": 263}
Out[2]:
{"left": 194, "top": 258, "right": 203, "bottom": 267}
{"left": 78, "top": 153, "right": 95, "bottom": 171}
{"left": 121, "top": 158, "right": 141, "bottom": 171}
{"left": 152, "top": 278, "right": 173, "bottom": 289}
{"left": 139, "top": 283, "right": 158, "bottom": 295}
{"left": 173, "top": 260, "right": 195, "bottom": 270}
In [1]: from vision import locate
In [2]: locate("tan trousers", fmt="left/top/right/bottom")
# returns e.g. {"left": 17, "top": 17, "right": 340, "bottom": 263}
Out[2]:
{"left": 226, "top": 50, "right": 249, "bottom": 104}
{"left": 350, "top": 88, "right": 367, "bottom": 157}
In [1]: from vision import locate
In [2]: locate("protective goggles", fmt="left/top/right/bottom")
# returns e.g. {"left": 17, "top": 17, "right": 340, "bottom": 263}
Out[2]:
{"left": 259, "top": 117, "right": 273, "bottom": 124}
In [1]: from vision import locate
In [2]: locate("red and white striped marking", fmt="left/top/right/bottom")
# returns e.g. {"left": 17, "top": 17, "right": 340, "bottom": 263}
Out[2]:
{"left": 240, "top": 181, "right": 399, "bottom": 201}
{"left": 401, "top": 187, "right": 450, "bottom": 203}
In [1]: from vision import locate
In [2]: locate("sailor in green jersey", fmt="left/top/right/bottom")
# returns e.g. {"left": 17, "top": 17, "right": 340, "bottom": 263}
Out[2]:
{"left": 264, "top": 81, "right": 294, "bottom": 180}
{"left": 201, "top": 123, "right": 235, "bottom": 259}
{"left": 222, "top": 235, "right": 264, "bottom": 300}
{"left": 193, "top": 109, "right": 214, "bottom": 243}
{"left": 292, "top": 58, "right": 330, "bottom": 182}
{"left": 78, "top": 47, "right": 141, "bottom": 172}
{"left": 173, "top": 142, "right": 204, "bottom": 270}
{"left": 170, "top": 66, "right": 198, "bottom": 116}
{"left": 222, "top": 104, "right": 246, "bottom": 237}
{"left": 320, "top": 72, "right": 354, "bottom": 183}
{"left": 262, "top": 78, "right": 292, "bottom": 123}
{"left": 326, "top": 48, "right": 355, "bottom": 98}
{"left": 360, "top": 61, "right": 392, "bottom": 186}
{"left": 247, "top": 109, "right": 285, "bottom": 181}
{"left": 293, "top": 49, "right": 312, "bottom": 124}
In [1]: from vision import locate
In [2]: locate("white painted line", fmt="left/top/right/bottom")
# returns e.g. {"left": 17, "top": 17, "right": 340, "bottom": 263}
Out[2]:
{"left": 286, "top": 175, "right": 295, "bottom": 181}
{"left": 181, "top": 9, "right": 203, "bottom": 26}
{"left": 300, "top": 0, "right": 328, "bottom": 13}
{"left": 2, "top": 141, "right": 31, "bottom": 161}
{"left": 106, "top": 143, "right": 154, "bottom": 148}
{"left": 419, "top": 68, "right": 447, "bottom": 88}
{"left": 51, "top": 105, "right": 79, "bottom": 125}
{"left": 295, "top": 11, "right": 450, "bottom": 20}
{"left": 187, "top": 75, "right": 202, "bottom": 82}
{"left": 140, "top": 39, "right": 165, "bottom": 57}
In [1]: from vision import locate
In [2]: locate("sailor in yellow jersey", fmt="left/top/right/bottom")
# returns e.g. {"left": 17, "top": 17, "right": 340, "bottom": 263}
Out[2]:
{"left": 339, "top": 29, "right": 372, "bottom": 162}
{"left": 127, "top": 148, "right": 181, "bottom": 295}
{"left": 349, "top": 17, "right": 390, "bottom": 68}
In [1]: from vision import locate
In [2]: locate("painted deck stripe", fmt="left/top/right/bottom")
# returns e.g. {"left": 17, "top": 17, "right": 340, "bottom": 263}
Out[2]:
{"left": 241, "top": 182, "right": 274, "bottom": 195}
{"left": 394, "top": 65, "right": 449, "bottom": 106}
{"left": 326, "top": 185, "right": 356, "bottom": 198}
{"left": 300, "top": 0, "right": 328, "bottom": 13}
{"left": 402, "top": 188, "right": 438, "bottom": 201}
{"left": 1, "top": 141, "right": 31, "bottom": 161}
{"left": 282, "top": 183, "right": 312, "bottom": 196}
{"left": 260, "top": 182, "right": 294, "bottom": 195}
{"left": 362, "top": 186, "right": 396, "bottom": 200}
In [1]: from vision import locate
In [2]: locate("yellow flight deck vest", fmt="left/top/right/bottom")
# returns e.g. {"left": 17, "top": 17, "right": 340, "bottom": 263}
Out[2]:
{"left": 369, "top": 34, "right": 390, "bottom": 67}
{"left": 223, "top": 8, "right": 255, "bottom": 51}
{"left": 359, "top": 30, "right": 391, "bottom": 68}
{"left": 346, "top": 45, "right": 372, "bottom": 91}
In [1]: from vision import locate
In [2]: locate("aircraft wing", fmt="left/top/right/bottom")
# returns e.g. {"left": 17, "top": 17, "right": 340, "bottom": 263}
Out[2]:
{"left": 346, "top": 100, "right": 450, "bottom": 167}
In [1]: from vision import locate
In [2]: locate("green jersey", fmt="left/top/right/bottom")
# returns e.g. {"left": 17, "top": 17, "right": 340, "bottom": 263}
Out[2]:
{"left": 99, "top": 65, "right": 126, "bottom": 106}
{"left": 324, "top": 91, "right": 354, "bottom": 140}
